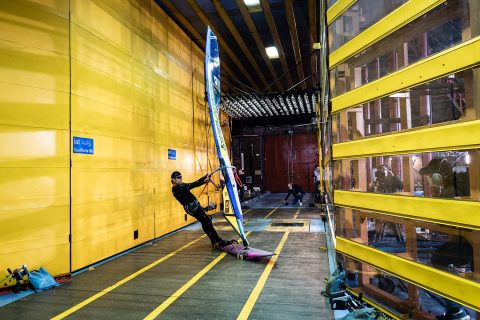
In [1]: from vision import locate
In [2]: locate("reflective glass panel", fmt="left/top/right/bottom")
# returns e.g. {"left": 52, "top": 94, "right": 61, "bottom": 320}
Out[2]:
{"left": 329, "top": 0, "right": 406, "bottom": 52}
{"left": 332, "top": 67, "right": 480, "bottom": 143}
{"left": 330, "top": 0, "right": 475, "bottom": 97}
{"left": 333, "top": 149, "right": 479, "bottom": 201}
{"left": 338, "top": 255, "right": 478, "bottom": 319}
{"left": 337, "top": 209, "right": 478, "bottom": 284}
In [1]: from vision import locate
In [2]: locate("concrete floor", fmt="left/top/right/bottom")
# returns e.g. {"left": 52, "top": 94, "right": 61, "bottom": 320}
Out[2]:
{"left": 0, "top": 193, "right": 333, "bottom": 319}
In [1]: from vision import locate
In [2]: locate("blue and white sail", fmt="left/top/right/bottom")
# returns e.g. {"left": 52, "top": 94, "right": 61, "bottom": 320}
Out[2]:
{"left": 205, "top": 26, "right": 249, "bottom": 247}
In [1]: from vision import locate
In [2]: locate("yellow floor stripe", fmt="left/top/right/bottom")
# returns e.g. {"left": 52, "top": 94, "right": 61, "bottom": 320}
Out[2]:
{"left": 264, "top": 206, "right": 279, "bottom": 219}
{"left": 144, "top": 232, "right": 253, "bottom": 319}
{"left": 237, "top": 232, "right": 290, "bottom": 320}
{"left": 51, "top": 235, "right": 206, "bottom": 320}
{"left": 243, "top": 208, "right": 252, "bottom": 214}
{"left": 143, "top": 252, "right": 228, "bottom": 319}
{"left": 293, "top": 208, "right": 300, "bottom": 219}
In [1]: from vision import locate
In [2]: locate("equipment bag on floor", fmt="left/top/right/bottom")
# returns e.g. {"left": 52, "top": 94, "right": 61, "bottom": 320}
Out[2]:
{"left": 28, "top": 267, "right": 59, "bottom": 292}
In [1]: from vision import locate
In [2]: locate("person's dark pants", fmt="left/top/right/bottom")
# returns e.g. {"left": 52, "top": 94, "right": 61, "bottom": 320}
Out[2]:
{"left": 186, "top": 206, "right": 222, "bottom": 244}
{"left": 293, "top": 193, "right": 304, "bottom": 204}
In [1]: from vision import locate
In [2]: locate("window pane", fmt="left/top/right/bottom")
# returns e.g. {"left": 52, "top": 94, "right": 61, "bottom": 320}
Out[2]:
{"left": 333, "top": 150, "right": 479, "bottom": 201}
{"left": 330, "top": 0, "right": 475, "bottom": 98}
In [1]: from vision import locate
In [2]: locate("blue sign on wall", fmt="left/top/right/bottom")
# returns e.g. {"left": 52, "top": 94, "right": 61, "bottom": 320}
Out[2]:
{"left": 73, "top": 136, "right": 94, "bottom": 154}
{"left": 168, "top": 149, "right": 176, "bottom": 160}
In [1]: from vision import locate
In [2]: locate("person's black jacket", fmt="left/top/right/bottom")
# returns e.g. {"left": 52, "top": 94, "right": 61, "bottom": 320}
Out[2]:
{"left": 285, "top": 184, "right": 303, "bottom": 200}
{"left": 172, "top": 175, "right": 207, "bottom": 205}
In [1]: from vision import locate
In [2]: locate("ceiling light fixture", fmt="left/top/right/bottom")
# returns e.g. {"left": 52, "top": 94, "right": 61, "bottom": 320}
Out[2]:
{"left": 244, "top": 0, "right": 260, "bottom": 6}
{"left": 265, "top": 46, "right": 279, "bottom": 59}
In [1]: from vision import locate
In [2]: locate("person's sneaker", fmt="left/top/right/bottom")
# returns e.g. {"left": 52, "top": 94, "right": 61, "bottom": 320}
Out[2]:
{"left": 438, "top": 307, "right": 470, "bottom": 320}
{"left": 299, "top": 202, "right": 303, "bottom": 206}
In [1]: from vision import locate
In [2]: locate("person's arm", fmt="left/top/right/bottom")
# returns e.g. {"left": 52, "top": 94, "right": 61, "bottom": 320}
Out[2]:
{"left": 187, "top": 174, "right": 208, "bottom": 190}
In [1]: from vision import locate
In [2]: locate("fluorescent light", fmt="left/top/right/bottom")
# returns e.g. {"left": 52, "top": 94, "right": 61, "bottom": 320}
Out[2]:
{"left": 266, "top": 46, "right": 279, "bottom": 59}
{"left": 244, "top": 0, "right": 260, "bottom": 6}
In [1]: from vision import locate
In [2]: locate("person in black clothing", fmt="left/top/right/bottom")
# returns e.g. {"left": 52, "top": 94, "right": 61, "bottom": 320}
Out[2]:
{"left": 171, "top": 171, "right": 230, "bottom": 247}
{"left": 284, "top": 183, "right": 304, "bottom": 206}
{"left": 237, "top": 169, "right": 245, "bottom": 202}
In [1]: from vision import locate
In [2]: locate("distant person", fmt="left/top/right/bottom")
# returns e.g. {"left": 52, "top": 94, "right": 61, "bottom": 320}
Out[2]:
{"left": 313, "top": 165, "right": 321, "bottom": 203}
{"left": 369, "top": 164, "right": 403, "bottom": 194}
{"left": 237, "top": 169, "right": 245, "bottom": 201}
{"left": 171, "top": 171, "right": 231, "bottom": 247}
{"left": 284, "top": 183, "right": 304, "bottom": 206}
{"left": 368, "top": 165, "right": 404, "bottom": 243}
{"left": 420, "top": 159, "right": 472, "bottom": 320}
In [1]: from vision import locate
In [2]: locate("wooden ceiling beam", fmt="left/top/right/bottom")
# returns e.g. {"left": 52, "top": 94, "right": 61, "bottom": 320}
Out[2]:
{"left": 158, "top": 0, "right": 240, "bottom": 92}
{"left": 184, "top": 0, "right": 260, "bottom": 91}
{"left": 212, "top": 0, "right": 269, "bottom": 90}
{"left": 235, "top": 0, "right": 283, "bottom": 92}
{"left": 285, "top": 0, "right": 306, "bottom": 91}
{"left": 308, "top": 0, "right": 318, "bottom": 89}
{"left": 260, "top": 0, "right": 293, "bottom": 88}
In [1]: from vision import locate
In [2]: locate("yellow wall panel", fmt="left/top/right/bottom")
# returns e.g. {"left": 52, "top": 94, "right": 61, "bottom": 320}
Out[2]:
{"left": 71, "top": 0, "right": 153, "bottom": 67}
{"left": 0, "top": 241, "right": 69, "bottom": 278}
{"left": 0, "top": 168, "right": 69, "bottom": 210}
{"left": 72, "top": 96, "right": 155, "bottom": 143}
{"left": 1, "top": 0, "right": 223, "bottom": 274}
{"left": 71, "top": 168, "right": 155, "bottom": 204}
{"left": 71, "top": 24, "right": 155, "bottom": 97}
{"left": 0, "top": 206, "right": 68, "bottom": 245}
{"left": 71, "top": 212, "right": 154, "bottom": 270}
{"left": 11, "top": 0, "right": 70, "bottom": 19}
{"left": 71, "top": 195, "right": 154, "bottom": 242}
{"left": 0, "top": 126, "right": 69, "bottom": 167}
{"left": 0, "top": 82, "right": 69, "bottom": 129}
{"left": 71, "top": 60, "right": 153, "bottom": 118}
{"left": 0, "top": 0, "right": 70, "bottom": 276}
{"left": 0, "top": 42, "right": 69, "bottom": 92}
{"left": 0, "top": 0, "right": 69, "bottom": 55}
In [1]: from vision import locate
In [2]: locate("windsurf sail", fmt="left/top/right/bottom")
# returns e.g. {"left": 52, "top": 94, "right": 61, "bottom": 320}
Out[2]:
{"left": 205, "top": 26, "right": 249, "bottom": 247}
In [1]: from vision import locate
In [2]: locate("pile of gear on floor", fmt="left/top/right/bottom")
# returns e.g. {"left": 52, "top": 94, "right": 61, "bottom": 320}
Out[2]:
{"left": 2, "top": 265, "right": 58, "bottom": 294}
{"left": 322, "top": 264, "right": 471, "bottom": 320}
{"left": 322, "top": 265, "right": 391, "bottom": 320}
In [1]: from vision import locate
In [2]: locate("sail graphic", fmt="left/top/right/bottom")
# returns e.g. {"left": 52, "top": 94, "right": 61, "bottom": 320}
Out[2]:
{"left": 205, "top": 27, "right": 249, "bottom": 247}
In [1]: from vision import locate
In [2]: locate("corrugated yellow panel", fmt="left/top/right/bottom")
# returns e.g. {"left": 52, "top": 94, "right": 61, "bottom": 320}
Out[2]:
{"left": 0, "top": 234, "right": 69, "bottom": 277}
{"left": 0, "top": 40, "right": 69, "bottom": 93}
{"left": 335, "top": 190, "right": 480, "bottom": 230}
{"left": 71, "top": 59, "right": 153, "bottom": 118}
{"left": 71, "top": 23, "right": 154, "bottom": 91}
{"left": 72, "top": 168, "right": 155, "bottom": 204}
{"left": 0, "top": 82, "right": 69, "bottom": 129}
{"left": 71, "top": 0, "right": 153, "bottom": 67}
{"left": 72, "top": 195, "right": 154, "bottom": 242}
{"left": 332, "top": 36, "right": 480, "bottom": 113}
{"left": 337, "top": 237, "right": 480, "bottom": 311}
{"left": 71, "top": 207, "right": 154, "bottom": 270}
{"left": 332, "top": 120, "right": 480, "bottom": 159}
{"left": 11, "top": 0, "right": 70, "bottom": 19}
{"left": 329, "top": 0, "right": 446, "bottom": 68}
{"left": 326, "top": 0, "right": 356, "bottom": 25}
{"left": 0, "top": 168, "right": 69, "bottom": 210}
{"left": 0, "top": 0, "right": 69, "bottom": 55}
{"left": 72, "top": 95, "right": 155, "bottom": 143}
{"left": 0, "top": 126, "right": 69, "bottom": 167}
{"left": 92, "top": 0, "right": 153, "bottom": 44}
